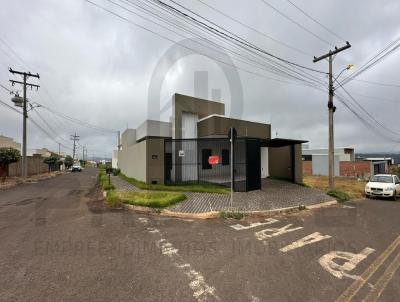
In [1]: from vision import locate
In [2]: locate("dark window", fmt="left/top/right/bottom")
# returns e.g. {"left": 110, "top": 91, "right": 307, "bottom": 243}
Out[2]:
{"left": 222, "top": 149, "right": 229, "bottom": 165}
{"left": 202, "top": 149, "right": 212, "bottom": 169}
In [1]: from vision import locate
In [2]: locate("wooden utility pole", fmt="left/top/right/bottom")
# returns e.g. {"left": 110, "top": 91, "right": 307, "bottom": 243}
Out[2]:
{"left": 9, "top": 68, "right": 40, "bottom": 178}
{"left": 313, "top": 42, "right": 351, "bottom": 190}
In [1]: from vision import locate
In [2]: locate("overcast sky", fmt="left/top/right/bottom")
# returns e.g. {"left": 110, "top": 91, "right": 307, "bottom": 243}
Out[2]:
{"left": 1, "top": 0, "right": 400, "bottom": 158}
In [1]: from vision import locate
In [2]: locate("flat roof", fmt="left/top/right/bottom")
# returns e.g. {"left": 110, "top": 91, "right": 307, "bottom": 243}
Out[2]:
{"left": 261, "top": 138, "right": 308, "bottom": 147}
{"left": 198, "top": 114, "right": 270, "bottom": 125}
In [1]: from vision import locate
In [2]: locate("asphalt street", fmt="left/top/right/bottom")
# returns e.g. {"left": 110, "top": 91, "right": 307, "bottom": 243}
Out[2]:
{"left": 0, "top": 168, "right": 399, "bottom": 302}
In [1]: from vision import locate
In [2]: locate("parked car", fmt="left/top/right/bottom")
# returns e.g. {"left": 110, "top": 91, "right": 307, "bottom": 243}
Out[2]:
{"left": 71, "top": 164, "right": 82, "bottom": 172}
{"left": 365, "top": 174, "right": 400, "bottom": 200}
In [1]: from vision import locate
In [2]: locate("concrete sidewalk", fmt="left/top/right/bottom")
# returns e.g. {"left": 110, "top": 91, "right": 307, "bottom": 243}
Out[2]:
{"left": 111, "top": 176, "right": 334, "bottom": 214}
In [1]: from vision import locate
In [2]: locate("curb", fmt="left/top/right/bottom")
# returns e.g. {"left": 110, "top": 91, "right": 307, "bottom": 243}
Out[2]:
{"left": 119, "top": 198, "right": 337, "bottom": 220}
{"left": 0, "top": 171, "right": 66, "bottom": 191}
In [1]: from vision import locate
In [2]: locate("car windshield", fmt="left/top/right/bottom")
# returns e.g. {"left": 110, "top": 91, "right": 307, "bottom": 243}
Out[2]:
{"left": 370, "top": 176, "right": 393, "bottom": 183}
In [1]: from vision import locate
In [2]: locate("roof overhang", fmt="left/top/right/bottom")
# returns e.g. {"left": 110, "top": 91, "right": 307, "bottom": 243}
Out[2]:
{"left": 261, "top": 138, "right": 308, "bottom": 148}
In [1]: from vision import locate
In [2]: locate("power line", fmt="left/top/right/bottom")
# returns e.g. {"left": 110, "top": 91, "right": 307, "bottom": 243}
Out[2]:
{"left": 350, "top": 78, "right": 400, "bottom": 88}
{"left": 339, "top": 37, "right": 400, "bottom": 86}
{"left": 119, "top": 0, "right": 326, "bottom": 85}
{"left": 154, "top": 0, "right": 327, "bottom": 74}
{"left": 285, "top": 0, "right": 346, "bottom": 42}
{"left": 259, "top": 0, "right": 334, "bottom": 46}
{"left": 84, "top": 0, "right": 325, "bottom": 87}
{"left": 194, "top": 0, "right": 313, "bottom": 57}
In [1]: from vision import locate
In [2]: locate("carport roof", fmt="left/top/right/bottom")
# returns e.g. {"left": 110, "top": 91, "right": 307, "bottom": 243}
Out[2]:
{"left": 261, "top": 138, "right": 308, "bottom": 147}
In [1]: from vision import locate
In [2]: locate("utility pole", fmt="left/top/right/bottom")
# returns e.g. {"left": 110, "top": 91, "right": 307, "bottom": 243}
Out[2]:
{"left": 9, "top": 68, "right": 40, "bottom": 178}
{"left": 58, "top": 143, "right": 61, "bottom": 156}
{"left": 70, "top": 133, "right": 80, "bottom": 161}
{"left": 82, "top": 146, "right": 86, "bottom": 162}
{"left": 313, "top": 42, "right": 351, "bottom": 190}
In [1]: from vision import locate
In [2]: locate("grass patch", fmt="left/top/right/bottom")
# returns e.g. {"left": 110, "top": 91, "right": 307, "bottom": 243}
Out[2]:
{"left": 106, "top": 190, "right": 123, "bottom": 208}
{"left": 327, "top": 190, "right": 350, "bottom": 203}
{"left": 303, "top": 176, "right": 366, "bottom": 200}
{"left": 98, "top": 169, "right": 115, "bottom": 191}
{"left": 118, "top": 191, "right": 186, "bottom": 208}
{"left": 119, "top": 173, "right": 229, "bottom": 194}
{"left": 219, "top": 210, "right": 245, "bottom": 220}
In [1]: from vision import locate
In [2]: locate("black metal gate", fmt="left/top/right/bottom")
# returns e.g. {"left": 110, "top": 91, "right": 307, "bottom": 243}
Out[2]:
{"left": 164, "top": 138, "right": 258, "bottom": 192}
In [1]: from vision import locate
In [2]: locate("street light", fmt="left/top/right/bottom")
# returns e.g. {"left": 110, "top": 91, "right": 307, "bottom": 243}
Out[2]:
{"left": 336, "top": 64, "right": 354, "bottom": 82}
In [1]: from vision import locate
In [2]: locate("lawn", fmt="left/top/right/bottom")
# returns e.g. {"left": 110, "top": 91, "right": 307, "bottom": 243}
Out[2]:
{"left": 119, "top": 173, "right": 230, "bottom": 194}
{"left": 303, "top": 176, "right": 367, "bottom": 200}
{"left": 107, "top": 190, "right": 186, "bottom": 208}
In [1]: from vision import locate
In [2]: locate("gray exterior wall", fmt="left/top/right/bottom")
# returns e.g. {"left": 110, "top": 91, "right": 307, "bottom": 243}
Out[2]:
{"left": 312, "top": 154, "right": 340, "bottom": 177}
{"left": 146, "top": 138, "right": 165, "bottom": 184}
{"left": 198, "top": 115, "right": 271, "bottom": 139}
{"left": 136, "top": 120, "right": 171, "bottom": 141}
{"left": 172, "top": 94, "right": 225, "bottom": 139}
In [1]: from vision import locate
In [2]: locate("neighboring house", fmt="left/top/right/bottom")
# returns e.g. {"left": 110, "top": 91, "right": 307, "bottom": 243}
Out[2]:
{"left": 27, "top": 148, "right": 54, "bottom": 158}
{"left": 117, "top": 93, "right": 307, "bottom": 191}
{"left": 0, "top": 135, "right": 21, "bottom": 150}
{"left": 302, "top": 146, "right": 355, "bottom": 162}
{"left": 303, "top": 147, "right": 391, "bottom": 178}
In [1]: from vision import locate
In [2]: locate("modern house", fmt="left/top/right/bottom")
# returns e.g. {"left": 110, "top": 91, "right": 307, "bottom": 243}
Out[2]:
{"left": 117, "top": 94, "right": 306, "bottom": 191}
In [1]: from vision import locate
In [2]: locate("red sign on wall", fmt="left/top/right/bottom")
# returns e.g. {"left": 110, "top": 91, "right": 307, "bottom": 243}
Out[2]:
{"left": 208, "top": 156, "right": 220, "bottom": 165}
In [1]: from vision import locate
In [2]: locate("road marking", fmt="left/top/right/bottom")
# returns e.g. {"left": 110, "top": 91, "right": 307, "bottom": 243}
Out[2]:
{"left": 335, "top": 235, "right": 400, "bottom": 302}
{"left": 230, "top": 218, "right": 279, "bottom": 231}
{"left": 319, "top": 247, "right": 375, "bottom": 280}
{"left": 139, "top": 218, "right": 220, "bottom": 302}
{"left": 280, "top": 232, "right": 332, "bottom": 253}
{"left": 362, "top": 251, "right": 400, "bottom": 302}
{"left": 255, "top": 224, "right": 303, "bottom": 241}
{"left": 341, "top": 205, "right": 356, "bottom": 209}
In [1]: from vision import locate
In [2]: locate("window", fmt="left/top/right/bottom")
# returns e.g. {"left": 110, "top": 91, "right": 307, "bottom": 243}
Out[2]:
{"left": 222, "top": 149, "right": 229, "bottom": 166}
{"left": 202, "top": 149, "right": 212, "bottom": 169}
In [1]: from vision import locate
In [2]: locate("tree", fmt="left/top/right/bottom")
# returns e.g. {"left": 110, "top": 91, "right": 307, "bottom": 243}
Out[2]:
{"left": 64, "top": 155, "right": 73, "bottom": 169}
{"left": 43, "top": 155, "right": 60, "bottom": 173}
{"left": 0, "top": 147, "right": 21, "bottom": 182}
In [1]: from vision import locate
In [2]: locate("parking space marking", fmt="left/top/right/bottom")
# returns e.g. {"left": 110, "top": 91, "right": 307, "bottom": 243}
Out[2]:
{"left": 362, "top": 251, "right": 400, "bottom": 302}
{"left": 230, "top": 218, "right": 279, "bottom": 231}
{"left": 138, "top": 217, "right": 220, "bottom": 302}
{"left": 335, "top": 235, "right": 400, "bottom": 302}
{"left": 280, "top": 232, "right": 332, "bottom": 253}
{"left": 319, "top": 247, "right": 375, "bottom": 280}
{"left": 255, "top": 224, "right": 303, "bottom": 241}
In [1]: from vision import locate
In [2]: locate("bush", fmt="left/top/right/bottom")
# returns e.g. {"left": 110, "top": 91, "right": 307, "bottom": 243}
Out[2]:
{"left": 106, "top": 191, "right": 122, "bottom": 208}
{"left": 113, "top": 168, "right": 121, "bottom": 176}
{"left": 219, "top": 211, "right": 245, "bottom": 220}
{"left": 327, "top": 190, "right": 350, "bottom": 203}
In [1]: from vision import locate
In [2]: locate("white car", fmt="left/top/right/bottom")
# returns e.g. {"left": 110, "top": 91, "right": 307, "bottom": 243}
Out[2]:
{"left": 365, "top": 174, "right": 400, "bottom": 200}
{"left": 71, "top": 164, "right": 82, "bottom": 172}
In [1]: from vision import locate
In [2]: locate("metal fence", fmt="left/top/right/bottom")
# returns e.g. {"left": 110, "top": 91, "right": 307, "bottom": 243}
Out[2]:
{"left": 164, "top": 138, "right": 249, "bottom": 191}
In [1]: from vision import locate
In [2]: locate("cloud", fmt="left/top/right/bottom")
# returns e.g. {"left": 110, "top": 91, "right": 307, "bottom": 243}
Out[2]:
{"left": 0, "top": 0, "right": 399, "bottom": 157}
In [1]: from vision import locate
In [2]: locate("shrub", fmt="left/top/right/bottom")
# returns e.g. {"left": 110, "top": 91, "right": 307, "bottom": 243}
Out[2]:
{"left": 113, "top": 168, "right": 121, "bottom": 176}
{"left": 106, "top": 191, "right": 122, "bottom": 208}
{"left": 219, "top": 211, "right": 245, "bottom": 220}
{"left": 327, "top": 190, "right": 350, "bottom": 203}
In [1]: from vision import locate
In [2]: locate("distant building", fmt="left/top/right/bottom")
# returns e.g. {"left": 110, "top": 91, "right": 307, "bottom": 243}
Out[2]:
{"left": 0, "top": 135, "right": 21, "bottom": 150}
{"left": 302, "top": 146, "right": 355, "bottom": 162}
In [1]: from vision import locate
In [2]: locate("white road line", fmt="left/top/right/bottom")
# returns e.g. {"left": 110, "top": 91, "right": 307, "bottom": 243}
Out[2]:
{"left": 280, "top": 232, "right": 332, "bottom": 253}
{"left": 140, "top": 218, "right": 220, "bottom": 302}
{"left": 255, "top": 224, "right": 303, "bottom": 241}
{"left": 319, "top": 247, "right": 375, "bottom": 280}
{"left": 230, "top": 218, "right": 279, "bottom": 231}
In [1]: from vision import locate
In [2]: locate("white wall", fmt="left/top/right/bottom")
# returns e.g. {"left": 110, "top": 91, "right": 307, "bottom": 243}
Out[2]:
{"left": 182, "top": 112, "right": 198, "bottom": 139}
{"left": 112, "top": 150, "right": 118, "bottom": 169}
{"left": 118, "top": 140, "right": 147, "bottom": 181}
{"left": 136, "top": 120, "right": 171, "bottom": 141}
{"left": 261, "top": 147, "right": 269, "bottom": 178}
{"left": 312, "top": 154, "right": 340, "bottom": 176}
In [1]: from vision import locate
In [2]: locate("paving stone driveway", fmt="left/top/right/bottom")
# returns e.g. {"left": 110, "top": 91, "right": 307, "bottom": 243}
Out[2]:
{"left": 111, "top": 176, "right": 334, "bottom": 213}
